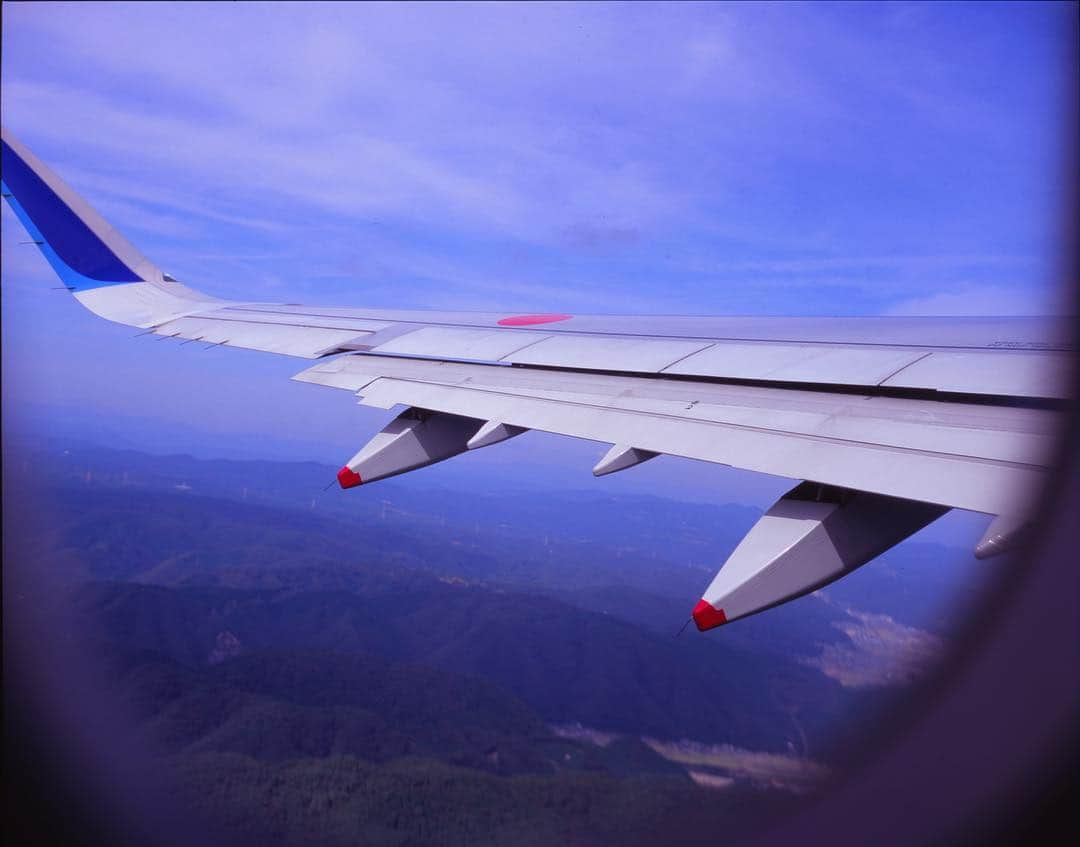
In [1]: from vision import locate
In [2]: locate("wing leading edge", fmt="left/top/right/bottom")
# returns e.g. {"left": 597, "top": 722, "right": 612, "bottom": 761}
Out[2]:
{"left": 2, "top": 126, "right": 1070, "bottom": 629}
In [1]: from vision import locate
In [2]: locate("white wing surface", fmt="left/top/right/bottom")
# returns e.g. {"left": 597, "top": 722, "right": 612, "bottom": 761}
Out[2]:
{"left": 2, "top": 127, "right": 1070, "bottom": 630}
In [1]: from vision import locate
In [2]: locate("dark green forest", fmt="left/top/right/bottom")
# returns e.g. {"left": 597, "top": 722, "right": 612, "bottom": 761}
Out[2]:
{"left": 5, "top": 442, "right": 980, "bottom": 846}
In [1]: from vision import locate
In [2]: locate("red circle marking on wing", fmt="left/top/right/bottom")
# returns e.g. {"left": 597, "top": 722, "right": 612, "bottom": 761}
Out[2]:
{"left": 497, "top": 314, "right": 573, "bottom": 327}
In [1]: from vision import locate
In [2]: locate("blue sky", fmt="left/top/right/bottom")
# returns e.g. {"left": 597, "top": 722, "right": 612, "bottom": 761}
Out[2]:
{"left": 1, "top": 2, "right": 1074, "bottom": 523}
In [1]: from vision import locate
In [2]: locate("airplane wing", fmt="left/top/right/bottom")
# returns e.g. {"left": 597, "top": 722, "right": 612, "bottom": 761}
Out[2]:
{"left": 2, "top": 127, "right": 1071, "bottom": 630}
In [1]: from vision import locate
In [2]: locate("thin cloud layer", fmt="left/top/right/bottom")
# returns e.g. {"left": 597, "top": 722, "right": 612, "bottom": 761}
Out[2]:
{"left": 2, "top": 2, "right": 1070, "bottom": 313}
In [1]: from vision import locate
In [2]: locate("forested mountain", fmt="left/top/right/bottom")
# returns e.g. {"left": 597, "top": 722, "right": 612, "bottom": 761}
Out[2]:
{"left": 5, "top": 440, "right": 984, "bottom": 846}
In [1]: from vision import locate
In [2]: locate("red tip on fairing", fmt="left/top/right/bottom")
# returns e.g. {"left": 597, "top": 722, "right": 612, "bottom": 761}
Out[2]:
{"left": 692, "top": 599, "right": 728, "bottom": 631}
{"left": 337, "top": 466, "right": 362, "bottom": 489}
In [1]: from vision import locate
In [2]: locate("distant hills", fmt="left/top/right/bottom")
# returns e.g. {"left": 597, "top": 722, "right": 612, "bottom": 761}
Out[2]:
{"left": 74, "top": 557, "right": 846, "bottom": 753}
{"left": 4, "top": 437, "right": 987, "bottom": 846}
{"left": 11, "top": 436, "right": 985, "bottom": 629}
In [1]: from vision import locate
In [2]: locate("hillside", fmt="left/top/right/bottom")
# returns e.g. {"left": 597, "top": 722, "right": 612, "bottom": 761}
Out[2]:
{"left": 4, "top": 439, "right": 986, "bottom": 845}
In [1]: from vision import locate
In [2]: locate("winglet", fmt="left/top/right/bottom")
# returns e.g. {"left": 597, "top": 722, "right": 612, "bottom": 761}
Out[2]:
{"left": 1, "top": 126, "right": 161, "bottom": 289}
{"left": 1, "top": 127, "right": 220, "bottom": 327}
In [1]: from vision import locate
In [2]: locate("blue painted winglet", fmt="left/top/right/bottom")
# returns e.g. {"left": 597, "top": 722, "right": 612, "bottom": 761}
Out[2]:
{"left": 1, "top": 138, "right": 143, "bottom": 290}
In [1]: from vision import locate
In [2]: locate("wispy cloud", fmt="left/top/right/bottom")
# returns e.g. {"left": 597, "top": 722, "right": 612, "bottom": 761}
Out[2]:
{"left": 4, "top": 2, "right": 1069, "bottom": 316}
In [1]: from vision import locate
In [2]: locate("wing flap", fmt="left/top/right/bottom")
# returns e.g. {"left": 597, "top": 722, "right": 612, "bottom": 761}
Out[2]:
{"left": 502, "top": 334, "right": 714, "bottom": 372}
{"left": 662, "top": 342, "right": 928, "bottom": 385}
{"left": 345, "top": 321, "right": 1071, "bottom": 400}
{"left": 881, "top": 350, "right": 1068, "bottom": 398}
{"left": 357, "top": 375, "right": 1036, "bottom": 514}
{"left": 295, "top": 354, "right": 1051, "bottom": 515}
{"left": 296, "top": 354, "right": 1057, "bottom": 464}
{"left": 371, "top": 325, "right": 553, "bottom": 360}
